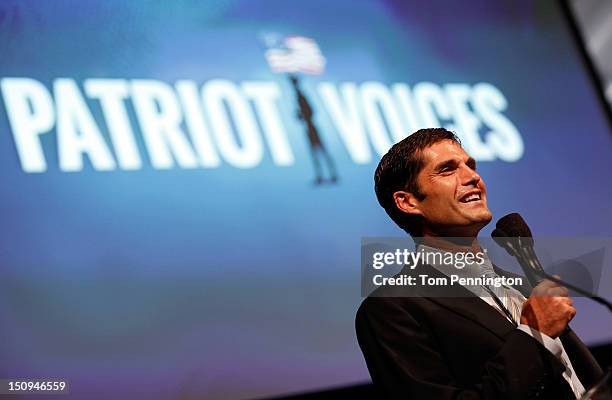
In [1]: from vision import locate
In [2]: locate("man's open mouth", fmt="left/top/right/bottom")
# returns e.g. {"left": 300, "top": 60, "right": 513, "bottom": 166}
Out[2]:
{"left": 459, "top": 192, "right": 481, "bottom": 203}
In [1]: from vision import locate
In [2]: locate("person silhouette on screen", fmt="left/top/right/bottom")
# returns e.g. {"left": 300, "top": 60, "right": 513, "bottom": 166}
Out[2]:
{"left": 289, "top": 74, "right": 338, "bottom": 185}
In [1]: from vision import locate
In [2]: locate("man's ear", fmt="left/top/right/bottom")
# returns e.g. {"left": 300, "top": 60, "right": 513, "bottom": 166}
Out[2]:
{"left": 393, "top": 191, "right": 424, "bottom": 217}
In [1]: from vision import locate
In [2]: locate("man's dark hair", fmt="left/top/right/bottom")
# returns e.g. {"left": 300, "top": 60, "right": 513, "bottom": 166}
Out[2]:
{"left": 374, "top": 128, "right": 460, "bottom": 237}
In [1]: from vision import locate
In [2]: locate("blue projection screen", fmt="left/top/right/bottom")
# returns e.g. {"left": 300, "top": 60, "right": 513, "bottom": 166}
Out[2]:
{"left": 1, "top": 1, "right": 611, "bottom": 399}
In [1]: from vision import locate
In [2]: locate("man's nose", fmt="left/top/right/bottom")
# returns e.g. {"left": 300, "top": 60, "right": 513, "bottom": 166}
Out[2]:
{"left": 460, "top": 164, "right": 481, "bottom": 186}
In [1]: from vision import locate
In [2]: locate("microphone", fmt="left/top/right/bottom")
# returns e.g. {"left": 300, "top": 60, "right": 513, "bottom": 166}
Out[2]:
{"left": 491, "top": 213, "right": 544, "bottom": 288}
{"left": 491, "top": 213, "right": 612, "bottom": 312}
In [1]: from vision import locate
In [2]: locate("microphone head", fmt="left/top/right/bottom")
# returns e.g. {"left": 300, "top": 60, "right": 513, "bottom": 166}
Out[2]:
{"left": 491, "top": 227, "right": 508, "bottom": 242}
{"left": 491, "top": 227, "right": 518, "bottom": 256}
{"left": 492, "top": 214, "right": 542, "bottom": 288}
{"left": 496, "top": 213, "right": 532, "bottom": 238}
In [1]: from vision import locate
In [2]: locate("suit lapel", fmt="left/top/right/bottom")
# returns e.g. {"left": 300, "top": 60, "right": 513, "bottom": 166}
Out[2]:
{"left": 428, "top": 296, "right": 517, "bottom": 341}
{"left": 420, "top": 263, "right": 603, "bottom": 386}
{"left": 404, "top": 263, "right": 603, "bottom": 392}
{"left": 414, "top": 263, "right": 518, "bottom": 341}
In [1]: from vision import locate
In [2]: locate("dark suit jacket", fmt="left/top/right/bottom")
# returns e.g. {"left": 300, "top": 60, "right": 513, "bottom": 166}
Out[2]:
{"left": 356, "top": 263, "right": 603, "bottom": 400}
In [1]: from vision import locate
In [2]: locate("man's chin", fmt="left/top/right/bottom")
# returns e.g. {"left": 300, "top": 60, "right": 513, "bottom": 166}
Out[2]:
{"left": 473, "top": 211, "right": 493, "bottom": 226}
{"left": 462, "top": 210, "right": 493, "bottom": 234}
{"left": 468, "top": 203, "right": 492, "bottom": 220}
{"left": 479, "top": 210, "right": 493, "bottom": 223}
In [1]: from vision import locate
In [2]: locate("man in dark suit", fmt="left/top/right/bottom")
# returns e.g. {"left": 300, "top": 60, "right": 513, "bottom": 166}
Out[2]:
{"left": 356, "top": 128, "right": 603, "bottom": 399}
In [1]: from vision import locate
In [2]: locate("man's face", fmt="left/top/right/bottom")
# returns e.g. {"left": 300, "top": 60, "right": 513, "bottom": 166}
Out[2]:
{"left": 410, "top": 140, "right": 492, "bottom": 237}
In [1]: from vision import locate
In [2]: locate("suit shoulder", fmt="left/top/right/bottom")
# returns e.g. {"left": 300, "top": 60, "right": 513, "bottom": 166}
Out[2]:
{"left": 356, "top": 292, "right": 426, "bottom": 324}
